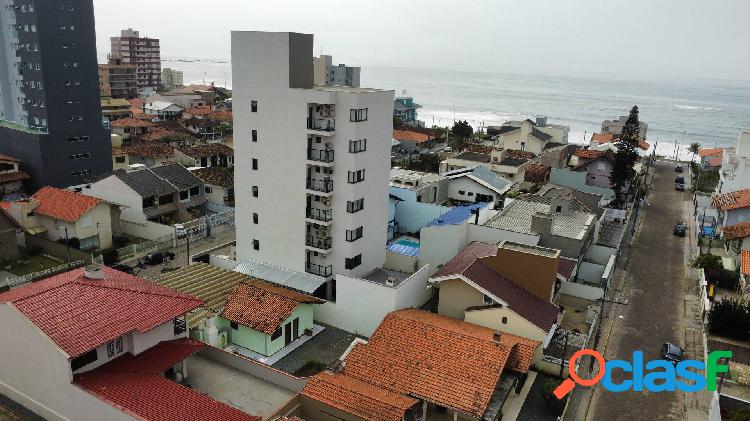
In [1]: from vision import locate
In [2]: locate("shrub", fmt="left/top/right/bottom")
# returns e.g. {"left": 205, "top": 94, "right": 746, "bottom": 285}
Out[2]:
{"left": 113, "top": 235, "right": 129, "bottom": 248}
{"left": 26, "top": 246, "right": 43, "bottom": 256}
{"left": 708, "top": 298, "right": 750, "bottom": 340}
{"left": 101, "top": 248, "right": 119, "bottom": 265}
{"left": 692, "top": 254, "right": 722, "bottom": 270}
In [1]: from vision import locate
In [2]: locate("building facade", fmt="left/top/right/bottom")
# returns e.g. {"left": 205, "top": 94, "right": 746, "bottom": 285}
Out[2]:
{"left": 232, "top": 32, "right": 394, "bottom": 299}
{"left": 109, "top": 29, "right": 161, "bottom": 91}
{"left": 161, "top": 67, "right": 183, "bottom": 90}
{"left": 0, "top": 0, "right": 113, "bottom": 190}
{"left": 313, "top": 55, "right": 360, "bottom": 87}
{"left": 97, "top": 61, "right": 137, "bottom": 99}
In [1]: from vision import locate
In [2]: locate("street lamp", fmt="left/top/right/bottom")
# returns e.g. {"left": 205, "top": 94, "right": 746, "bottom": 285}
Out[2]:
{"left": 175, "top": 224, "right": 190, "bottom": 266}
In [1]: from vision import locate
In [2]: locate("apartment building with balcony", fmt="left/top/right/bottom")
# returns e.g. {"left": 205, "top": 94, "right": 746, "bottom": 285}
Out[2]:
{"left": 110, "top": 29, "right": 161, "bottom": 91}
{"left": 98, "top": 61, "right": 138, "bottom": 99}
{"left": 232, "top": 32, "right": 394, "bottom": 299}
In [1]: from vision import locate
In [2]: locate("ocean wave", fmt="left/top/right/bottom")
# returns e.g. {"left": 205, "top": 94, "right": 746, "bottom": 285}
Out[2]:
{"left": 674, "top": 104, "right": 721, "bottom": 111}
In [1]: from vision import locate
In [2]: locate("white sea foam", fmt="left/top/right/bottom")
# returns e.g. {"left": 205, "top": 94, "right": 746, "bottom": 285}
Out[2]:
{"left": 674, "top": 104, "right": 721, "bottom": 111}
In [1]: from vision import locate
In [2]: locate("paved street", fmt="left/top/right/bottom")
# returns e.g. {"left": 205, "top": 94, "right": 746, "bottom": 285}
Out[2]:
{"left": 587, "top": 160, "right": 689, "bottom": 420}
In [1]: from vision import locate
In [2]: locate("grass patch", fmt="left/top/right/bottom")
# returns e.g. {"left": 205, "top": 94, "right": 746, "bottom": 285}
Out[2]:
{"left": 7, "top": 255, "right": 64, "bottom": 276}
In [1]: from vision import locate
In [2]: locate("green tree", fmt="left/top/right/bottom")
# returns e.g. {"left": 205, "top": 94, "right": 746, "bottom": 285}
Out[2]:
{"left": 708, "top": 298, "right": 750, "bottom": 340}
{"left": 451, "top": 120, "right": 473, "bottom": 140}
{"left": 393, "top": 116, "right": 405, "bottom": 129}
{"left": 402, "top": 153, "right": 441, "bottom": 173}
{"left": 689, "top": 142, "right": 701, "bottom": 164}
{"left": 610, "top": 106, "right": 641, "bottom": 207}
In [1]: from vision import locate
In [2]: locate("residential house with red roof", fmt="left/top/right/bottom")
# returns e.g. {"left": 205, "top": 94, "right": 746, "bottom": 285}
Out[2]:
{"left": 272, "top": 309, "right": 540, "bottom": 421}
{"left": 175, "top": 143, "right": 234, "bottom": 168}
{"left": 0, "top": 265, "right": 262, "bottom": 421}
{"left": 3, "top": 187, "right": 120, "bottom": 250}
{"left": 392, "top": 129, "right": 439, "bottom": 152}
{"left": 0, "top": 154, "right": 29, "bottom": 201}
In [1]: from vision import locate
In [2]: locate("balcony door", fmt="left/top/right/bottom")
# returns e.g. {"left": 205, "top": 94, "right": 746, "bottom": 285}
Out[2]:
{"left": 284, "top": 322, "right": 293, "bottom": 346}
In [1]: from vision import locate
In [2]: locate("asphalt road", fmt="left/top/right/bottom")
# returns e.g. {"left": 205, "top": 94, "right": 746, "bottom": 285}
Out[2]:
{"left": 587, "top": 160, "right": 688, "bottom": 420}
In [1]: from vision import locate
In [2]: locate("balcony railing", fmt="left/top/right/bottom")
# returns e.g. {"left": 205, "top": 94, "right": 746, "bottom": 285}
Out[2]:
{"left": 306, "top": 235, "right": 332, "bottom": 250}
{"left": 306, "top": 178, "right": 333, "bottom": 193}
{"left": 307, "top": 207, "right": 333, "bottom": 222}
{"left": 308, "top": 149, "right": 335, "bottom": 163}
{"left": 306, "top": 262, "right": 333, "bottom": 277}
{"left": 307, "top": 118, "right": 335, "bottom": 132}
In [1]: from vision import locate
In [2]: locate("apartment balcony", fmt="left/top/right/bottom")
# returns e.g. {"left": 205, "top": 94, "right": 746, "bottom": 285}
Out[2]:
{"left": 306, "top": 207, "right": 333, "bottom": 226}
{"left": 307, "top": 118, "right": 335, "bottom": 136}
{"left": 306, "top": 235, "right": 332, "bottom": 251}
{"left": 307, "top": 148, "right": 334, "bottom": 165}
{"left": 306, "top": 262, "right": 333, "bottom": 277}
{"left": 306, "top": 178, "right": 333, "bottom": 195}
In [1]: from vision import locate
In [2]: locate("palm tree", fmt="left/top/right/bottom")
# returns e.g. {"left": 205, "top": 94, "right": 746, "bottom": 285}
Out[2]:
{"left": 689, "top": 142, "right": 701, "bottom": 164}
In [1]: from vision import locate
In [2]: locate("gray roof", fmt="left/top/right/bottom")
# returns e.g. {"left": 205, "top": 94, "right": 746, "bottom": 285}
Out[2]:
{"left": 115, "top": 164, "right": 202, "bottom": 197}
{"left": 444, "top": 165, "right": 512, "bottom": 194}
{"left": 539, "top": 185, "right": 604, "bottom": 217}
{"left": 233, "top": 259, "right": 327, "bottom": 295}
{"left": 531, "top": 128, "right": 553, "bottom": 142}
{"left": 596, "top": 220, "right": 626, "bottom": 248}
{"left": 455, "top": 152, "right": 491, "bottom": 163}
{"left": 484, "top": 196, "right": 596, "bottom": 239}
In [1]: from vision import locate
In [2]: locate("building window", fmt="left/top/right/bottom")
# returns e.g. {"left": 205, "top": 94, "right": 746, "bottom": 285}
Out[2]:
{"left": 71, "top": 349, "right": 98, "bottom": 371}
{"left": 251, "top": 130, "right": 257, "bottom": 142}
{"left": 349, "top": 108, "right": 368, "bottom": 122}
{"left": 345, "top": 254, "right": 362, "bottom": 270}
{"left": 458, "top": 190, "right": 465, "bottom": 195}
{"left": 468, "top": 192, "right": 474, "bottom": 197}
{"left": 159, "top": 194, "right": 173, "bottom": 205}
{"left": 106, "top": 337, "right": 124, "bottom": 358}
{"left": 179, "top": 190, "right": 189, "bottom": 201}
{"left": 115, "top": 156, "right": 126, "bottom": 163}
{"left": 230, "top": 321, "right": 239, "bottom": 330}
{"left": 253, "top": 239, "right": 260, "bottom": 250}
{"left": 271, "top": 326, "right": 282, "bottom": 341}
{"left": 501, "top": 317, "right": 508, "bottom": 324}
{"left": 190, "top": 186, "right": 200, "bottom": 196}
{"left": 251, "top": 100, "right": 258, "bottom": 113}
{"left": 483, "top": 294, "right": 493, "bottom": 305}
{"left": 347, "top": 169, "right": 365, "bottom": 184}
{"left": 349, "top": 139, "right": 367, "bottom": 153}
{"left": 252, "top": 158, "right": 258, "bottom": 170}
{"left": 347, "top": 198, "right": 365, "bottom": 213}
{"left": 346, "top": 226, "right": 364, "bottom": 242}
{"left": 204, "top": 186, "right": 212, "bottom": 194}
{"left": 555, "top": 206, "right": 562, "bottom": 213}
{"left": 252, "top": 186, "right": 258, "bottom": 197}
{"left": 253, "top": 213, "right": 258, "bottom": 224}
{"left": 143, "top": 197, "right": 155, "bottom": 208}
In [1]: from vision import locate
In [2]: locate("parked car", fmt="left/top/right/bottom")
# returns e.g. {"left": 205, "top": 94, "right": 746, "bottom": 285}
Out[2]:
{"left": 675, "top": 165, "right": 683, "bottom": 173}
{"left": 144, "top": 251, "right": 165, "bottom": 265}
{"left": 673, "top": 221, "right": 686, "bottom": 236}
{"left": 661, "top": 342, "right": 685, "bottom": 364}
{"left": 675, "top": 176, "right": 685, "bottom": 184}
{"left": 675, "top": 182, "right": 685, "bottom": 191}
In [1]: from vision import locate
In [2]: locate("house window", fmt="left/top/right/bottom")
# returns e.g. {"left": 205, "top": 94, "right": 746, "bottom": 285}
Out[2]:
{"left": 468, "top": 192, "right": 474, "bottom": 197}
{"left": 346, "top": 226, "right": 364, "bottom": 242}
{"left": 251, "top": 100, "right": 258, "bottom": 113}
{"left": 345, "top": 254, "right": 362, "bottom": 270}
{"left": 349, "top": 139, "right": 367, "bottom": 153}
{"left": 189, "top": 186, "right": 200, "bottom": 196}
{"left": 347, "top": 198, "right": 365, "bottom": 213}
{"left": 115, "top": 156, "right": 126, "bottom": 163}
{"left": 555, "top": 206, "right": 562, "bottom": 213}
{"left": 179, "top": 190, "right": 189, "bottom": 201}
{"left": 251, "top": 130, "right": 257, "bottom": 142}
{"left": 106, "top": 337, "right": 124, "bottom": 358}
{"left": 271, "top": 326, "right": 282, "bottom": 341}
{"left": 349, "top": 108, "right": 368, "bottom": 122}
{"left": 253, "top": 239, "right": 260, "bottom": 250}
{"left": 347, "top": 169, "right": 365, "bottom": 184}
{"left": 252, "top": 158, "right": 258, "bottom": 170}
{"left": 483, "top": 294, "right": 493, "bottom": 305}
{"left": 204, "top": 186, "right": 212, "bottom": 194}
{"left": 252, "top": 186, "right": 258, "bottom": 197}
{"left": 230, "top": 321, "right": 239, "bottom": 330}
{"left": 71, "top": 349, "right": 98, "bottom": 371}
{"left": 253, "top": 213, "right": 258, "bottom": 224}
{"left": 143, "top": 197, "right": 155, "bottom": 208}
{"left": 159, "top": 194, "right": 173, "bottom": 205}
{"left": 501, "top": 317, "right": 508, "bottom": 324}
{"left": 458, "top": 190, "right": 465, "bottom": 195}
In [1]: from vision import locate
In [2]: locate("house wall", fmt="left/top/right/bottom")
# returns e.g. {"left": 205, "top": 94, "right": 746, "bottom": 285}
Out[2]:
{"left": 550, "top": 168, "right": 615, "bottom": 199}
{"left": 196, "top": 346, "right": 307, "bottom": 392}
{"left": 437, "top": 278, "right": 486, "bottom": 320}
{"left": 204, "top": 184, "right": 230, "bottom": 207}
{"left": 539, "top": 233, "right": 586, "bottom": 260}
{"left": 725, "top": 208, "right": 750, "bottom": 227}
{"left": 86, "top": 176, "right": 146, "bottom": 222}
{"left": 119, "top": 219, "right": 175, "bottom": 241}
{"left": 73, "top": 204, "right": 114, "bottom": 249}
{"left": 467, "top": 224, "right": 540, "bottom": 247}
{"left": 389, "top": 186, "right": 452, "bottom": 234}
{"left": 463, "top": 306, "right": 546, "bottom": 367}
{"left": 0, "top": 305, "right": 137, "bottom": 421}
{"left": 484, "top": 248, "right": 558, "bottom": 302}
{"left": 0, "top": 213, "right": 19, "bottom": 259}
{"left": 131, "top": 319, "right": 186, "bottom": 355}
{"left": 218, "top": 304, "right": 314, "bottom": 357}
{"left": 419, "top": 222, "right": 468, "bottom": 275}
{"left": 384, "top": 250, "right": 418, "bottom": 273}
{"left": 584, "top": 159, "right": 613, "bottom": 188}
{"left": 446, "top": 177, "right": 500, "bottom": 205}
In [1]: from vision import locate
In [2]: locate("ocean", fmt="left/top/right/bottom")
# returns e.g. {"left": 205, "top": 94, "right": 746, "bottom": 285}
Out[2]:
{"left": 164, "top": 57, "right": 750, "bottom": 160}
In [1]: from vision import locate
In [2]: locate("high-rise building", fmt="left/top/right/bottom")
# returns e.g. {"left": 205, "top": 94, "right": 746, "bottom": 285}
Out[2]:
{"left": 161, "top": 67, "right": 183, "bottom": 91}
{"left": 98, "top": 59, "right": 138, "bottom": 99}
{"left": 0, "top": 0, "right": 112, "bottom": 189}
{"left": 313, "top": 54, "right": 360, "bottom": 87}
{"left": 109, "top": 28, "right": 161, "bottom": 91}
{"left": 232, "top": 32, "right": 394, "bottom": 298}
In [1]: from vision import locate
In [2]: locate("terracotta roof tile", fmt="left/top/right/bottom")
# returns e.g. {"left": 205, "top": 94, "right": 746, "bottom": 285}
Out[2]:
{"left": 31, "top": 187, "right": 102, "bottom": 222}
{"left": 302, "top": 372, "right": 418, "bottom": 421}
{"left": 112, "top": 117, "right": 156, "bottom": 128}
{"left": 574, "top": 149, "right": 605, "bottom": 160}
{"left": 0, "top": 170, "right": 29, "bottom": 184}
{"left": 524, "top": 163, "right": 550, "bottom": 183}
{"left": 505, "top": 149, "right": 536, "bottom": 160}
{"left": 184, "top": 107, "right": 215, "bottom": 116}
{"left": 591, "top": 133, "right": 615, "bottom": 143}
{"left": 191, "top": 167, "right": 234, "bottom": 188}
{"left": 178, "top": 143, "right": 233, "bottom": 159}
{"left": 343, "top": 309, "right": 539, "bottom": 418}
{"left": 466, "top": 144, "right": 495, "bottom": 154}
{"left": 0, "top": 267, "right": 202, "bottom": 357}
{"left": 433, "top": 242, "right": 499, "bottom": 278}
{"left": 699, "top": 148, "right": 724, "bottom": 158}
{"left": 723, "top": 221, "right": 750, "bottom": 240}
{"left": 125, "top": 142, "right": 175, "bottom": 158}
{"left": 393, "top": 129, "right": 430, "bottom": 143}
{"left": 0, "top": 153, "right": 20, "bottom": 162}
{"left": 707, "top": 156, "right": 723, "bottom": 167}
{"left": 742, "top": 250, "right": 750, "bottom": 276}
{"left": 221, "top": 282, "right": 323, "bottom": 335}
{"left": 713, "top": 189, "right": 750, "bottom": 211}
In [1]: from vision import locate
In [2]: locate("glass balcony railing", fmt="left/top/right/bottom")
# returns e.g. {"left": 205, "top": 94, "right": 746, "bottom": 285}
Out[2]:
{"left": 307, "top": 149, "right": 334, "bottom": 163}
{"left": 306, "top": 235, "right": 332, "bottom": 250}
{"left": 306, "top": 178, "right": 333, "bottom": 193}
{"left": 307, "top": 118, "right": 335, "bottom": 132}
{"left": 306, "top": 262, "right": 333, "bottom": 277}
{"left": 307, "top": 207, "right": 332, "bottom": 222}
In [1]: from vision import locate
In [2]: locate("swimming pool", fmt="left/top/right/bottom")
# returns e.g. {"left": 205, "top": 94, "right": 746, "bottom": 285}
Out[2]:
{"left": 394, "top": 238, "right": 420, "bottom": 248}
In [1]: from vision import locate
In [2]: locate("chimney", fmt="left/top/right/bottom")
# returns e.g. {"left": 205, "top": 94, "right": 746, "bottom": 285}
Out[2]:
{"left": 531, "top": 212, "right": 554, "bottom": 235}
{"left": 83, "top": 263, "right": 105, "bottom": 280}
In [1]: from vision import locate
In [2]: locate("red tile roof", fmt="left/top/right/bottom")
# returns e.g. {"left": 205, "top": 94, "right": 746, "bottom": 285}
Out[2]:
{"left": 742, "top": 251, "right": 750, "bottom": 276}
{"left": 343, "top": 309, "right": 539, "bottom": 418}
{"left": 0, "top": 267, "right": 202, "bottom": 357}
{"left": 574, "top": 149, "right": 605, "bottom": 160}
{"left": 222, "top": 282, "right": 323, "bottom": 335}
{"left": 707, "top": 156, "right": 723, "bottom": 167}
{"left": 0, "top": 170, "right": 29, "bottom": 184}
{"left": 591, "top": 133, "right": 615, "bottom": 143}
{"left": 713, "top": 189, "right": 750, "bottom": 211}
{"left": 699, "top": 147, "right": 724, "bottom": 158}
{"left": 125, "top": 142, "right": 175, "bottom": 158}
{"left": 0, "top": 153, "right": 20, "bottom": 162}
{"left": 31, "top": 186, "right": 102, "bottom": 222}
{"left": 392, "top": 129, "right": 430, "bottom": 143}
{"left": 76, "top": 340, "right": 257, "bottom": 421}
{"left": 178, "top": 143, "right": 233, "bottom": 159}
{"left": 723, "top": 221, "right": 750, "bottom": 240}
{"left": 524, "top": 163, "right": 550, "bottom": 183}
{"left": 184, "top": 107, "right": 215, "bottom": 116}
{"left": 433, "top": 241, "right": 499, "bottom": 278}
{"left": 302, "top": 372, "right": 418, "bottom": 421}
{"left": 505, "top": 149, "right": 536, "bottom": 160}
{"left": 112, "top": 117, "right": 155, "bottom": 128}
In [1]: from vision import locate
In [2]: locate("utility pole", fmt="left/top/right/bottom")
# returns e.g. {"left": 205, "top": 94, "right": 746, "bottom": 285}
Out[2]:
{"left": 64, "top": 227, "right": 71, "bottom": 263}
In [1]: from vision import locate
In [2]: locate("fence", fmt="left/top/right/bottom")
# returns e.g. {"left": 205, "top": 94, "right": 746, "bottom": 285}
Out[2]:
{"left": 25, "top": 235, "right": 96, "bottom": 264}
{"left": 0, "top": 259, "right": 87, "bottom": 291}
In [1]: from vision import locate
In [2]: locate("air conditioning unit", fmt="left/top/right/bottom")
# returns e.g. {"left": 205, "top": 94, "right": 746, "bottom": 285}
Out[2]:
{"left": 322, "top": 198, "right": 331, "bottom": 206}
{"left": 385, "top": 277, "right": 396, "bottom": 287}
{"left": 325, "top": 142, "right": 334, "bottom": 149}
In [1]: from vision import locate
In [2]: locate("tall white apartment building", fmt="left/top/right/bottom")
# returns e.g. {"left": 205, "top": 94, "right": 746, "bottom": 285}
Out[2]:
{"left": 232, "top": 32, "right": 393, "bottom": 299}
{"left": 313, "top": 54, "right": 361, "bottom": 87}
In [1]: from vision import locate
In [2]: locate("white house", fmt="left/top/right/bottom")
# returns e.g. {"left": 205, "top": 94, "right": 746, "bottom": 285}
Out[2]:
{"left": 143, "top": 100, "right": 184, "bottom": 120}
{"left": 232, "top": 32, "right": 394, "bottom": 300}
{"left": 718, "top": 132, "right": 750, "bottom": 194}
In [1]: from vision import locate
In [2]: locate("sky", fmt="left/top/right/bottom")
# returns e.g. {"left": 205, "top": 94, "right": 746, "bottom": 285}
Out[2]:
{"left": 93, "top": 0, "right": 750, "bottom": 81}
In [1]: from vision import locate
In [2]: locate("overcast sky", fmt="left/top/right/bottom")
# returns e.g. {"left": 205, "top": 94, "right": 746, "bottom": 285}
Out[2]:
{"left": 93, "top": 0, "right": 750, "bottom": 81}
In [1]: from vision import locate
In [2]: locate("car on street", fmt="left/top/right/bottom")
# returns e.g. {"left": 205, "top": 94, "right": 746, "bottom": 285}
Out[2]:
{"left": 673, "top": 221, "right": 687, "bottom": 236}
{"left": 675, "top": 176, "right": 684, "bottom": 184}
{"left": 675, "top": 165, "right": 683, "bottom": 173}
{"left": 661, "top": 342, "right": 685, "bottom": 364}
{"left": 675, "top": 182, "right": 685, "bottom": 191}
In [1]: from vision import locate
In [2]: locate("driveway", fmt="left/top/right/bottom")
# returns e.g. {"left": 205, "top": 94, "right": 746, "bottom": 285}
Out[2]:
{"left": 587, "top": 160, "right": 688, "bottom": 420}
